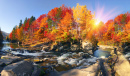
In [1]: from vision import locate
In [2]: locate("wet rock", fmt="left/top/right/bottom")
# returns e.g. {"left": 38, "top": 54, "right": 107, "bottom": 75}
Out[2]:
{"left": 0, "top": 62, "right": 5, "bottom": 67}
{"left": 51, "top": 55, "right": 57, "bottom": 59}
{"left": 1, "top": 61, "right": 33, "bottom": 76}
{"left": 31, "top": 65, "right": 41, "bottom": 76}
{"left": 41, "top": 66, "right": 54, "bottom": 74}
{"left": 33, "top": 57, "right": 43, "bottom": 63}
{"left": 43, "top": 58, "right": 57, "bottom": 64}
{"left": 0, "top": 55, "right": 22, "bottom": 66}
{"left": 63, "top": 45, "right": 70, "bottom": 51}
{"left": 51, "top": 45, "right": 58, "bottom": 51}
{"left": 42, "top": 46, "right": 50, "bottom": 52}
{"left": 49, "top": 59, "right": 57, "bottom": 64}
{"left": 124, "top": 46, "right": 130, "bottom": 53}
{"left": 82, "top": 54, "right": 91, "bottom": 58}
{"left": 72, "top": 55, "right": 80, "bottom": 59}
{"left": 71, "top": 44, "right": 79, "bottom": 51}
{"left": 59, "top": 46, "right": 63, "bottom": 51}
{"left": 87, "top": 50, "right": 93, "bottom": 55}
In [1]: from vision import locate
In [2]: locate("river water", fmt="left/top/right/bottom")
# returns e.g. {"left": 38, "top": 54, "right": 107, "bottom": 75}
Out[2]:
{"left": 0, "top": 41, "right": 130, "bottom": 72}
{"left": 2, "top": 41, "right": 129, "bottom": 72}
{"left": 0, "top": 41, "right": 111, "bottom": 57}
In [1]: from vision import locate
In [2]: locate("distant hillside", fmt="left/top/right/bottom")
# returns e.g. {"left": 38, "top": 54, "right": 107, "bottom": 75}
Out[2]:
{"left": 2, "top": 31, "right": 9, "bottom": 39}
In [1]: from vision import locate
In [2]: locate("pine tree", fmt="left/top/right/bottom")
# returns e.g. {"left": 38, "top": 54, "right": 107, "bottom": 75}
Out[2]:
{"left": 0, "top": 28, "right": 3, "bottom": 43}
{"left": 23, "top": 17, "right": 27, "bottom": 27}
{"left": 29, "top": 16, "right": 35, "bottom": 25}
{"left": 19, "top": 20, "right": 22, "bottom": 28}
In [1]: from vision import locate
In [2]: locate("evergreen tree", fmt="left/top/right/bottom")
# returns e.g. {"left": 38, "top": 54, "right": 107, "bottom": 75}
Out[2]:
{"left": 0, "top": 28, "right": 3, "bottom": 43}
{"left": 12, "top": 26, "right": 16, "bottom": 40}
{"left": 29, "top": 16, "right": 35, "bottom": 25}
{"left": 19, "top": 20, "right": 22, "bottom": 28}
{"left": 23, "top": 17, "right": 27, "bottom": 27}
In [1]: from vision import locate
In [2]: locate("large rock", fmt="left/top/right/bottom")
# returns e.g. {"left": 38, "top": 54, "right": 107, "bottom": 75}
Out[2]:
{"left": 59, "top": 62, "right": 99, "bottom": 76}
{"left": 31, "top": 65, "right": 41, "bottom": 76}
{"left": 114, "top": 54, "right": 130, "bottom": 76}
{"left": 124, "top": 46, "right": 130, "bottom": 52}
{"left": 82, "top": 41, "right": 92, "bottom": 50}
{"left": 0, "top": 55, "right": 22, "bottom": 66}
{"left": 1, "top": 61, "right": 34, "bottom": 76}
{"left": 42, "top": 45, "right": 50, "bottom": 51}
{"left": 71, "top": 44, "right": 80, "bottom": 51}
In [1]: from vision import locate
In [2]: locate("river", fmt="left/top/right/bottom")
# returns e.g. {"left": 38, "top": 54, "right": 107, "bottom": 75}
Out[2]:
{"left": 0, "top": 41, "right": 113, "bottom": 71}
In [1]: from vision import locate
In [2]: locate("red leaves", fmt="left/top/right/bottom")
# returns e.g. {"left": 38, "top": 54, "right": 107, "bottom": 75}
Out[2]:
{"left": 125, "top": 12, "right": 130, "bottom": 23}
{"left": 24, "top": 19, "right": 30, "bottom": 31}
{"left": 45, "top": 24, "right": 48, "bottom": 28}
{"left": 44, "top": 31, "right": 48, "bottom": 37}
{"left": 37, "top": 14, "right": 47, "bottom": 22}
{"left": 9, "top": 32, "right": 13, "bottom": 40}
{"left": 111, "top": 34, "right": 121, "bottom": 42}
{"left": 114, "top": 14, "right": 123, "bottom": 25}
{"left": 47, "top": 33, "right": 55, "bottom": 41}
{"left": 48, "top": 7, "right": 58, "bottom": 21}
{"left": 60, "top": 4, "right": 73, "bottom": 18}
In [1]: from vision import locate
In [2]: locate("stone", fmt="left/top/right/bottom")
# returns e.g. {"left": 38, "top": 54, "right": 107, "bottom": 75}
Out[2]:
{"left": 114, "top": 54, "right": 130, "bottom": 76}
{"left": 42, "top": 45, "right": 50, "bottom": 51}
{"left": 71, "top": 44, "right": 79, "bottom": 51}
{"left": 51, "top": 45, "right": 58, "bottom": 51}
{"left": 1, "top": 55, "right": 21, "bottom": 59}
{"left": 1, "top": 61, "right": 34, "bottom": 76}
{"left": 59, "top": 62, "right": 100, "bottom": 76}
{"left": 82, "top": 41, "right": 92, "bottom": 50}
{"left": 59, "top": 46, "right": 63, "bottom": 51}
{"left": 82, "top": 54, "right": 91, "bottom": 58}
{"left": 0, "top": 55, "right": 22, "bottom": 66}
{"left": 124, "top": 46, "right": 130, "bottom": 52}
{"left": 87, "top": 50, "right": 93, "bottom": 55}
{"left": 31, "top": 65, "right": 41, "bottom": 76}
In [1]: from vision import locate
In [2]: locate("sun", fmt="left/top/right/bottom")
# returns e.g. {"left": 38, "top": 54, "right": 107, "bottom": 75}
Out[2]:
{"left": 95, "top": 19, "right": 100, "bottom": 26}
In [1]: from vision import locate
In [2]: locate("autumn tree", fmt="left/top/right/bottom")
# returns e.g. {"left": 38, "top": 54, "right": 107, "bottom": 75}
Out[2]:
{"left": 57, "top": 12, "right": 73, "bottom": 42}
{"left": 123, "top": 20, "right": 130, "bottom": 42}
{"left": 72, "top": 3, "right": 94, "bottom": 40}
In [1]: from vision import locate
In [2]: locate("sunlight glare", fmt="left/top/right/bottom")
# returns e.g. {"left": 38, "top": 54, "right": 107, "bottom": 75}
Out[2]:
{"left": 94, "top": 3, "right": 122, "bottom": 23}
{"left": 95, "top": 19, "right": 100, "bottom": 26}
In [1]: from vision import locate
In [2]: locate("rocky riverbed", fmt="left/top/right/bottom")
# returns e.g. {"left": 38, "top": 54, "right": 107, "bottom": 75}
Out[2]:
{"left": 0, "top": 42, "right": 130, "bottom": 76}
{"left": 0, "top": 50, "right": 98, "bottom": 76}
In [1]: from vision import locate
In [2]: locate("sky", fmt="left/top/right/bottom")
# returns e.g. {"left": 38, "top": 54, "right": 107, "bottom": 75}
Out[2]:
{"left": 0, "top": 0, "right": 130, "bottom": 33}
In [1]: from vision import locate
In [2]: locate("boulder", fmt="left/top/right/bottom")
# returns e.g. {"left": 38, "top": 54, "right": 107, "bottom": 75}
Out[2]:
{"left": 1, "top": 61, "right": 34, "bottom": 76}
{"left": 0, "top": 55, "right": 22, "bottom": 66}
{"left": 1, "top": 55, "right": 21, "bottom": 59}
{"left": 31, "top": 65, "right": 41, "bottom": 76}
{"left": 59, "top": 46, "right": 63, "bottom": 51}
{"left": 42, "top": 45, "right": 50, "bottom": 51}
{"left": 51, "top": 45, "right": 58, "bottom": 51}
{"left": 59, "top": 62, "right": 100, "bottom": 76}
{"left": 82, "top": 41, "right": 92, "bottom": 50}
{"left": 71, "top": 44, "right": 79, "bottom": 51}
{"left": 114, "top": 54, "right": 130, "bottom": 76}
{"left": 87, "top": 50, "right": 93, "bottom": 55}
{"left": 124, "top": 46, "right": 130, "bottom": 52}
